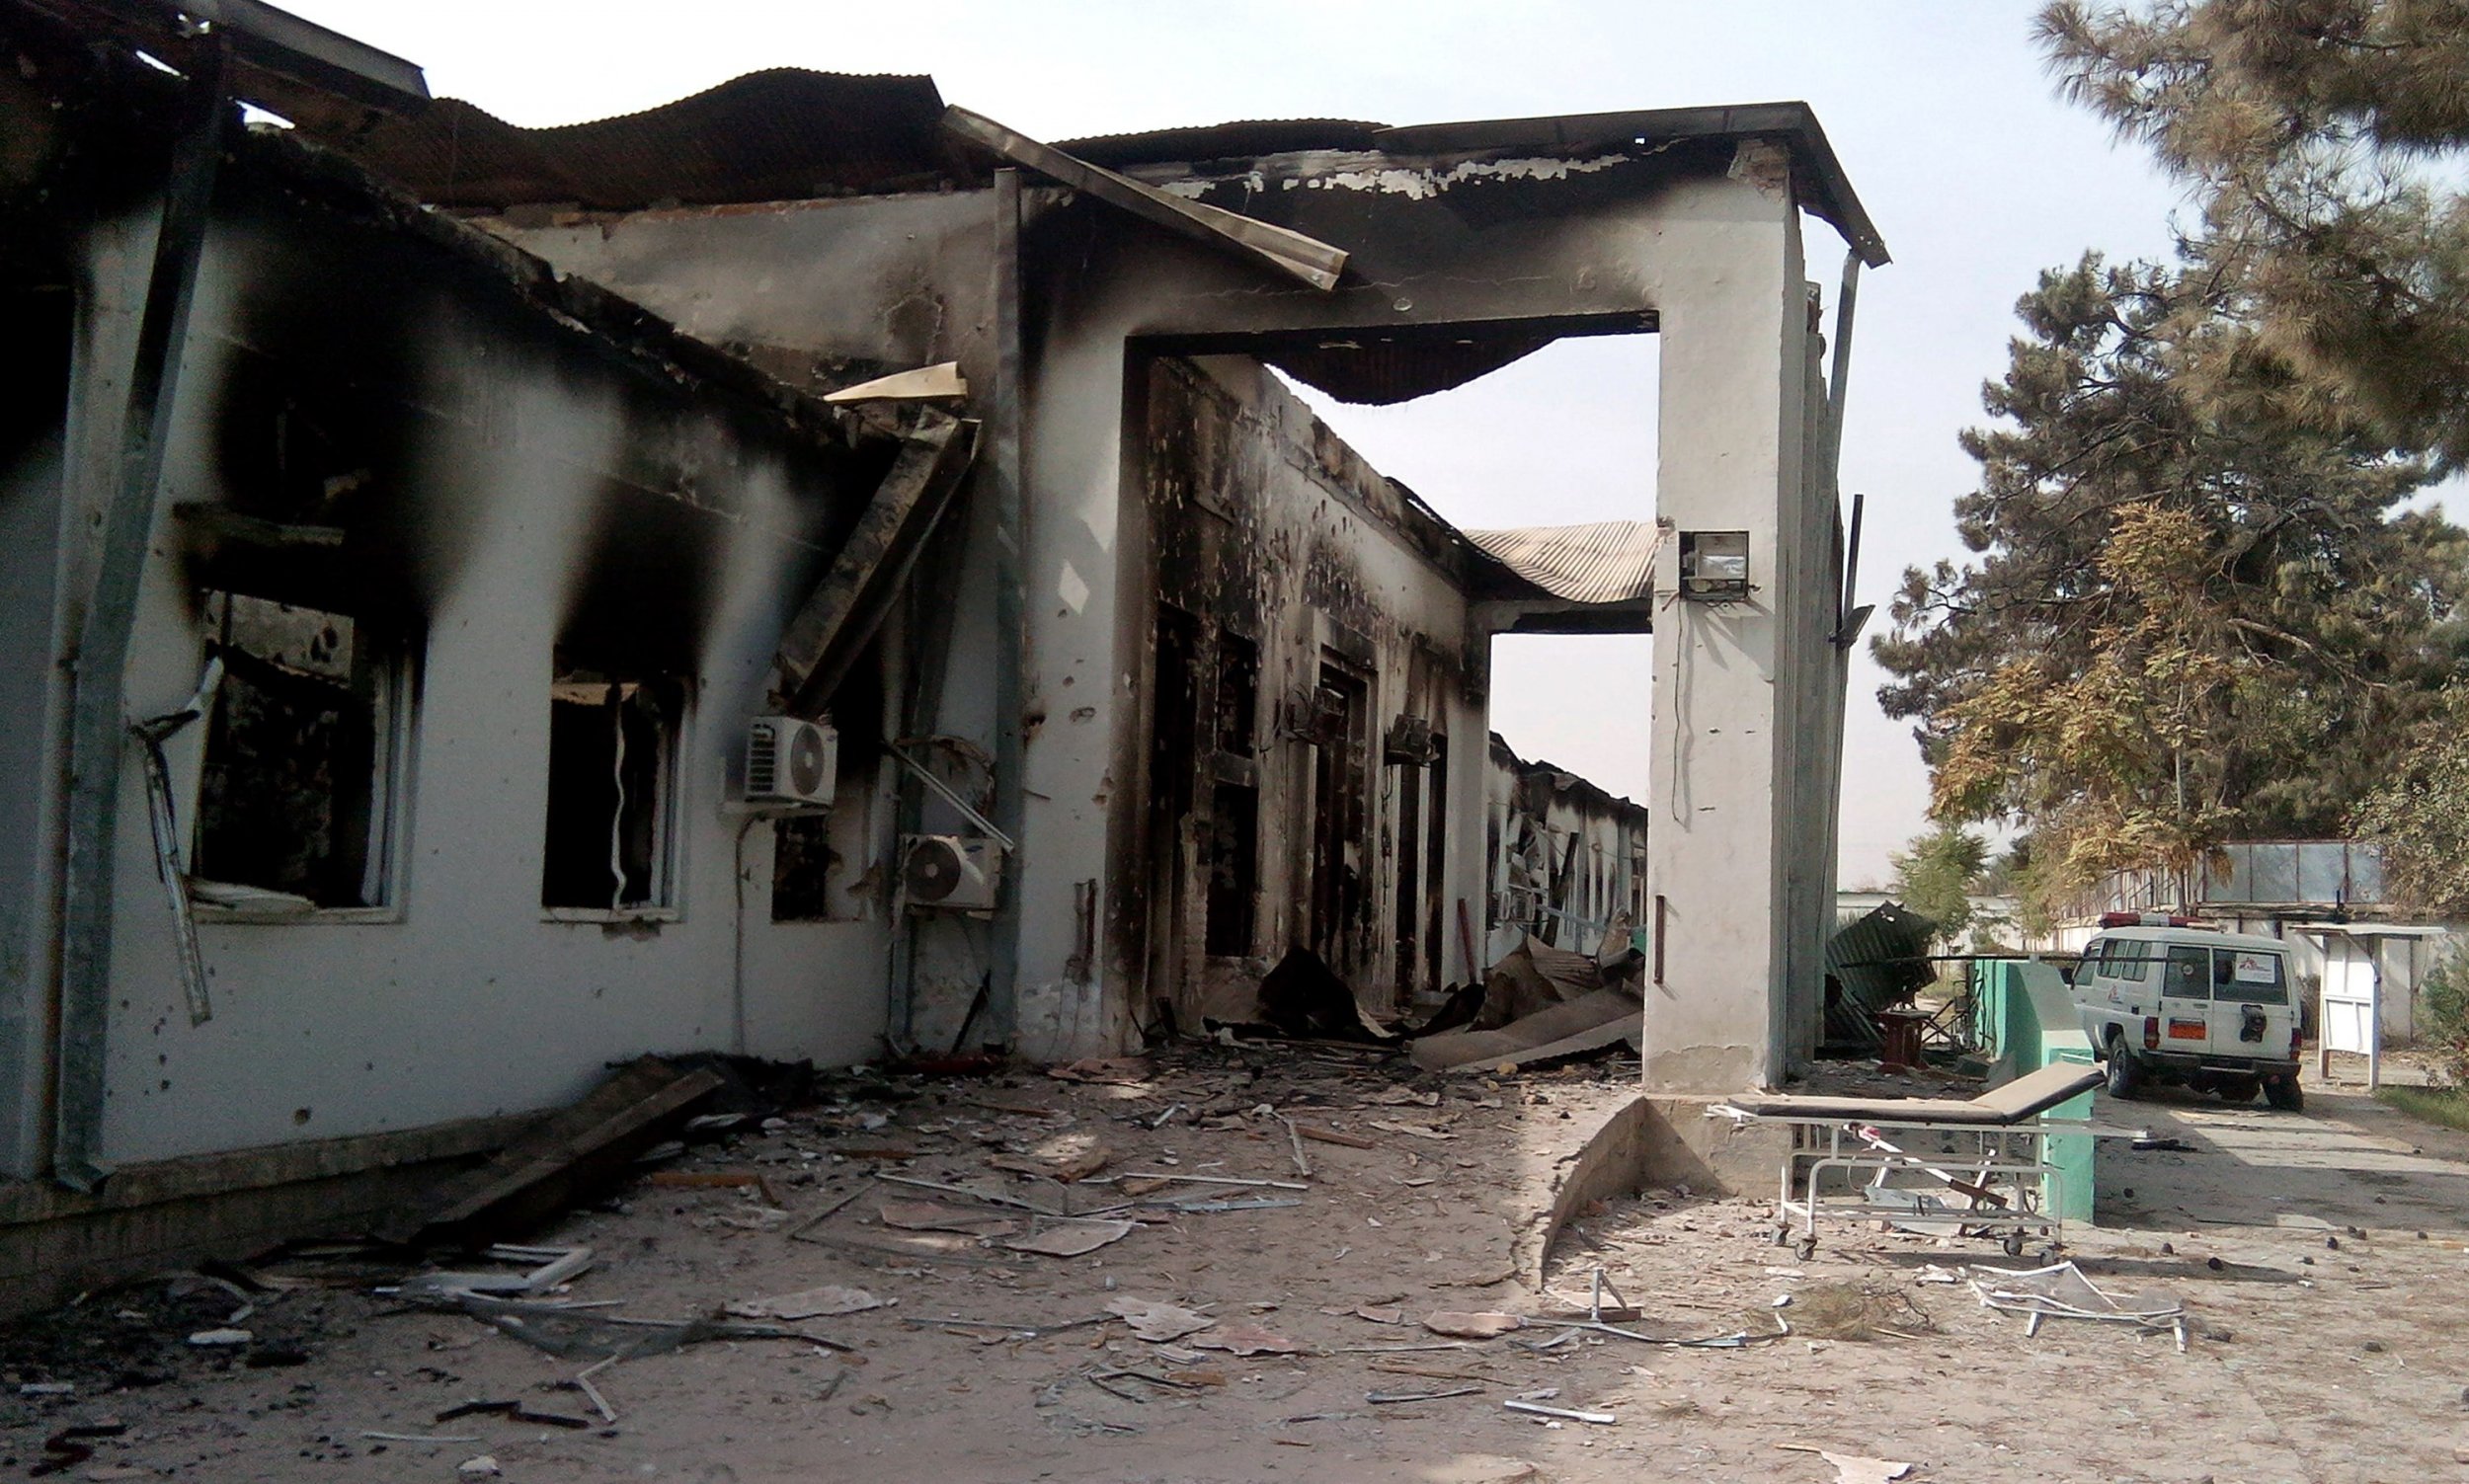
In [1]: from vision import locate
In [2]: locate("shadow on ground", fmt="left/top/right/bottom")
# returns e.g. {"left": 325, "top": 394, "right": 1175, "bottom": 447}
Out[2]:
{"left": 2094, "top": 1079, "right": 2469, "bottom": 1232}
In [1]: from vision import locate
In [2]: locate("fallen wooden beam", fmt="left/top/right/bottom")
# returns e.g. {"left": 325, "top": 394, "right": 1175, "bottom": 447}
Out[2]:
{"left": 377, "top": 1057, "right": 723, "bottom": 1244}
{"left": 941, "top": 107, "right": 1346, "bottom": 292}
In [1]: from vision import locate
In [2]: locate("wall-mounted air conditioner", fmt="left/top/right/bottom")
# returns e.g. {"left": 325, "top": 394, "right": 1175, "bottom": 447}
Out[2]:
{"left": 901, "top": 832, "right": 1004, "bottom": 912}
{"left": 745, "top": 716, "right": 838, "bottom": 807}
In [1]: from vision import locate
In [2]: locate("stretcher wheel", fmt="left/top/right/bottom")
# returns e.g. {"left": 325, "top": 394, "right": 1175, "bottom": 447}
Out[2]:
{"left": 2001, "top": 1231, "right": 2026, "bottom": 1257}
{"left": 1793, "top": 1236, "right": 1818, "bottom": 1262}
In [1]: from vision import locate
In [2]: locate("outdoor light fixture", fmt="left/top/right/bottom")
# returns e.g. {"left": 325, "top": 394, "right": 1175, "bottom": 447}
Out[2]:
{"left": 1677, "top": 530, "right": 1751, "bottom": 601}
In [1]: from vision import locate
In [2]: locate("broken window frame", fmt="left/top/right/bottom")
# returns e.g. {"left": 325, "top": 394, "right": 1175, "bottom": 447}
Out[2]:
{"left": 540, "top": 671, "right": 691, "bottom": 922}
{"left": 187, "top": 589, "right": 419, "bottom": 924}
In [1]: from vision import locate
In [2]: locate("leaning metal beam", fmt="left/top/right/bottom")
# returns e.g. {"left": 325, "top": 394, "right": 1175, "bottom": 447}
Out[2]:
{"left": 774, "top": 413, "right": 981, "bottom": 717}
{"left": 53, "top": 44, "right": 228, "bottom": 1191}
{"left": 942, "top": 107, "right": 1347, "bottom": 292}
{"left": 985, "top": 167, "right": 1028, "bottom": 1050}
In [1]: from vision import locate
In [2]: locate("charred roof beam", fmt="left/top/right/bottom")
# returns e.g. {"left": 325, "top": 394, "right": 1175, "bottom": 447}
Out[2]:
{"left": 942, "top": 106, "right": 1347, "bottom": 292}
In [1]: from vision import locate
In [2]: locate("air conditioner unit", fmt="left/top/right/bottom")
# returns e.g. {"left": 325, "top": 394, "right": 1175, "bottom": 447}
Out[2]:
{"left": 901, "top": 832, "right": 1004, "bottom": 912}
{"left": 745, "top": 717, "right": 838, "bottom": 807}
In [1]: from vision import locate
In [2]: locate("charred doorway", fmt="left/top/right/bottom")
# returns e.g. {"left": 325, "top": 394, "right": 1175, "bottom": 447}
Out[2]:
{"left": 1305, "top": 657, "right": 1372, "bottom": 980}
{"left": 1142, "top": 605, "right": 1203, "bottom": 1014}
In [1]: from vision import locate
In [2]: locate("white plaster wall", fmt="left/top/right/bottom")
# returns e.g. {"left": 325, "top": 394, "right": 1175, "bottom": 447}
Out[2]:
{"left": 1640, "top": 173, "right": 1808, "bottom": 1092}
{"left": 84, "top": 237, "right": 891, "bottom": 1165}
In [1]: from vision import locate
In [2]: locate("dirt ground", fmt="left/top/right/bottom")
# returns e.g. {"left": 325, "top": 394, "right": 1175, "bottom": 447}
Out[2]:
{"left": 6, "top": 1045, "right": 2468, "bottom": 1484}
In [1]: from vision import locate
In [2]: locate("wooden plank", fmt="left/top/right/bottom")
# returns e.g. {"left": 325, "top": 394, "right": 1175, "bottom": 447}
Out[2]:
{"left": 775, "top": 413, "right": 979, "bottom": 715}
{"left": 942, "top": 107, "right": 1346, "bottom": 292}
{"left": 377, "top": 1058, "right": 722, "bottom": 1244}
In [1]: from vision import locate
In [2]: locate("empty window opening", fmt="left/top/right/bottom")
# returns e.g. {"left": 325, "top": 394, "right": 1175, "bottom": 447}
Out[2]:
{"left": 1205, "top": 781, "right": 1258, "bottom": 957}
{"left": 542, "top": 672, "right": 684, "bottom": 912}
{"left": 1214, "top": 631, "right": 1258, "bottom": 758}
{"left": 194, "top": 590, "right": 408, "bottom": 909}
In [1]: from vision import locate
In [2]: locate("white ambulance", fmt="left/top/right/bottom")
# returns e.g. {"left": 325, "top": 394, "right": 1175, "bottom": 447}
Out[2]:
{"left": 2070, "top": 914, "right": 2304, "bottom": 1111}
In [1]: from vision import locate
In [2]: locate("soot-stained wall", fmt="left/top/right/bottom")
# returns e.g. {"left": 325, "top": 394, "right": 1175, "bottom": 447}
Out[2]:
{"left": 19, "top": 158, "right": 904, "bottom": 1168}
{"left": 1131, "top": 354, "right": 1488, "bottom": 1026}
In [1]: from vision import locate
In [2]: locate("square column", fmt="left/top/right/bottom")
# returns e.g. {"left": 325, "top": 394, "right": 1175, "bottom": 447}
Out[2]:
{"left": 1643, "top": 162, "right": 1817, "bottom": 1092}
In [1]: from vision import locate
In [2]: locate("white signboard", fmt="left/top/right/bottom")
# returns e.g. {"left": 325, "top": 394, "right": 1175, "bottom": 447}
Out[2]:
{"left": 2232, "top": 952, "right": 2277, "bottom": 984}
{"left": 2318, "top": 937, "right": 2380, "bottom": 1090}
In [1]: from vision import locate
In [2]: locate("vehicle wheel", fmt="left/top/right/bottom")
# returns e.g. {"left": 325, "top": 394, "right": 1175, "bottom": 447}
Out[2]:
{"left": 2105, "top": 1036, "right": 2141, "bottom": 1100}
{"left": 2215, "top": 1077, "right": 2261, "bottom": 1104}
{"left": 2264, "top": 1075, "right": 2304, "bottom": 1113}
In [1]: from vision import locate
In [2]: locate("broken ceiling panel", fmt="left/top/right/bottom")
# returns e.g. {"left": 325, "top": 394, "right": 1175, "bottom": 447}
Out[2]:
{"left": 1264, "top": 334, "right": 1554, "bottom": 406}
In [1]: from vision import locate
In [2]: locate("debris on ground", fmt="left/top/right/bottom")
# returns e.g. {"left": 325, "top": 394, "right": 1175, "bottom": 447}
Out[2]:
{"left": 1767, "top": 1281, "right": 1935, "bottom": 1342}
{"left": 1969, "top": 1260, "right": 2189, "bottom": 1350}
{"left": 1778, "top": 1443, "right": 1917, "bottom": 1484}
{"left": 6, "top": 1042, "right": 2464, "bottom": 1482}
{"left": 725, "top": 1285, "right": 890, "bottom": 1320}
{"left": 380, "top": 1056, "right": 726, "bottom": 1244}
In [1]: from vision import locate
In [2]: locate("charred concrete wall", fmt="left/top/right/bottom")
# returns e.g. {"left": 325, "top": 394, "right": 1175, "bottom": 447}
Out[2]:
{"left": 492, "top": 132, "right": 1858, "bottom": 1076}
{"left": 1, "top": 152, "right": 904, "bottom": 1175}
{"left": 1130, "top": 354, "right": 1487, "bottom": 1026}
{"left": 1484, "top": 734, "right": 1649, "bottom": 961}
{"left": 488, "top": 193, "right": 1015, "bottom": 1056}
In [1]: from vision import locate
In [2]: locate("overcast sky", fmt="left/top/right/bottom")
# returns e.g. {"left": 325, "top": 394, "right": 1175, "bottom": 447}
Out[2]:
{"left": 282, "top": 0, "right": 2194, "bottom": 886}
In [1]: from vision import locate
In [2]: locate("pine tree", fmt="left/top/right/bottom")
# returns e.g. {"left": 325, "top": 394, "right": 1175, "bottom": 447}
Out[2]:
{"left": 2041, "top": 0, "right": 2469, "bottom": 463}
{"left": 1874, "top": 255, "right": 2469, "bottom": 912}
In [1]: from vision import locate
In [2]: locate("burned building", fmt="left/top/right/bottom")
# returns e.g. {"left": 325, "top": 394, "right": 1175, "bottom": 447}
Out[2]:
{"left": 1485, "top": 734, "right": 1652, "bottom": 962}
{"left": 0, "top": 0, "right": 1881, "bottom": 1309}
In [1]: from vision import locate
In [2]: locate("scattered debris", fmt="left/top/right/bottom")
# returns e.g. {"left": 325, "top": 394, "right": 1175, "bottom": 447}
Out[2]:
{"left": 1777, "top": 1443, "right": 1916, "bottom": 1484}
{"left": 1290, "top": 1124, "right": 1379, "bottom": 1149}
{"left": 1000, "top": 1218, "right": 1136, "bottom": 1258}
{"left": 1503, "top": 1397, "right": 1615, "bottom": 1425}
{"left": 1425, "top": 1311, "right": 1525, "bottom": 1340}
{"left": 392, "top": 1244, "right": 596, "bottom": 1301}
{"left": 879, "top": 1199, "right": 1019, "bottom": 1237}
{"left": 435, "top": 1398, "right": 593, "bottom": 1429}
{"left": 1191, "top": 1322, "right": 1304, "bottom": 1356}
{"left": 1104, "top": 1296, "right": 1217, "bottom": 1343}
{"left": 1969, "top": 1261, "right": 2188, "bottom": 1350}
{"left": 1773, "top": 1282, "right": 1934, "bottom": 1342}
{"left": 447, "top": 1293, "right": 849, "bottom": 1362}
{"left": 1410, "top": 988, "right": 1640, "bottom": 1074}
{"left": 456, "top": 1455, "right": 502, "bottom": 1477}
{"left": 380, "top": 1057, "right": 724, "bottom": 1244}
{"left": 30, "top": 1422, "right": 126, "bottom": 1478}
{"left": 726, "top": 1286, "right": 891, "bottom": 1320}
{"left": 1045, "top": 1057, "right": 1151, "bottom": 1085}
{"left": 1368, "top": 1384, "right": 1483, "bottom": 1404}
{"left": 186, "top": 1328, "right": 253, "bottom": 1347}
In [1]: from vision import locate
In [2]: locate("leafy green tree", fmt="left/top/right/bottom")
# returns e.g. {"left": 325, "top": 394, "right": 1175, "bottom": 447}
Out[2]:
{"left": 1875, "top": 256, "right": 2469, "bottom": 909}
{"left": 2352, "top": 695, "right": 2469, "bottom": 915}
{"left": 1891, "top": 822, "right": 1989, "bottom": 947}
{"left": 2041, "top": 0, "right": 2469, "bottom": 464}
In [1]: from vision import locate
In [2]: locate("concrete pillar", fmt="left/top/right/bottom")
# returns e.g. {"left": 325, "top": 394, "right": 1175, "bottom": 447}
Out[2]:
{"left": 1642, "top": 160, "right": 1812, "bottom": 1092}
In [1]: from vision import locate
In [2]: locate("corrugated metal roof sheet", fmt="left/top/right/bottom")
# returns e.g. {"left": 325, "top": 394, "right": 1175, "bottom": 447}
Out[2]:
{"left": 1823, "top": 902, "right": 1939, "bottom": 1054}
{"left": 1060, "top": 118, "right": 1389, "bottom": 169}
{"left": 312, "top": 69, "right": 957, "bottom": 209}
{"left": 1463, "top": 521, "right": 1663, "bottom": 605}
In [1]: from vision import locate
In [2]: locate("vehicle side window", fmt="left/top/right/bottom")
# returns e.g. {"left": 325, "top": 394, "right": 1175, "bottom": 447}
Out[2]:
{"left": 2164, "top": 945, "right": 2209, "bottom": 998}
{"left": 2111, "top": 939, "right": 2148, "bottom": 982}
{"left": 2214, "top": 948, "right": 2289, "bottom": 1004}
